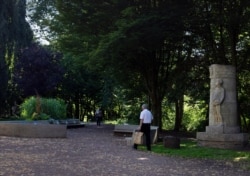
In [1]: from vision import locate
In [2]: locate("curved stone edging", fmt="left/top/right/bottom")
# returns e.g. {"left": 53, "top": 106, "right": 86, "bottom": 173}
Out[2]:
{"left": 0, "top": 122, "right": 67, "bottom": 138}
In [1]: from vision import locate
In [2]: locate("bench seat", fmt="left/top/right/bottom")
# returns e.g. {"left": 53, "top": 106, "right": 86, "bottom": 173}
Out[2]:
{"left": 113, "top": 125, "right": 138, "bottom": 136}
{"left": 57, "top": 119, "right": 85, "bottom": 129}
{"left": 113, "top": 124, "right": 159, "bottom": 143}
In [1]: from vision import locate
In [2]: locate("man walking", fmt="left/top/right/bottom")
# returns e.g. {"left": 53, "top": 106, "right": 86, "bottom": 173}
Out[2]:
{"left": 134, "top": 104, "right": 153, "bottom": 151}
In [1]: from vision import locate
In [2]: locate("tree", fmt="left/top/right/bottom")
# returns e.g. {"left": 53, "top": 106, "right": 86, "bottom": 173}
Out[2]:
{"left": 13, "top": 43, "right": 64, "bottom": 98}
{"left": 27, "top": 0, "right": 250, "bottom": 132}
{"left": 0, "top": 0, "right": 33, "bottom": 116}
{"left": 59, "top": 53, "right": 103, "bottom": 119}
{"left": 28, "top": 0, "right": 196, "bottom": 129}
{"left": 93, "top": 0, "right": 194, "bottom": 130}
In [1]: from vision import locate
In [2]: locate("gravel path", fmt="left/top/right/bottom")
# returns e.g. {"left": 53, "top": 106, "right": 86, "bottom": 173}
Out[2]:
{"left": 0, "top": 124, "right": 249, "bottom": 176}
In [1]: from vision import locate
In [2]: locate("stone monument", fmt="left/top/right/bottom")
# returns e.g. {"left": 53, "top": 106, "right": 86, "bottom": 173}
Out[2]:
{"left": 197, "top": 64, "right": 249, "bottom": 149}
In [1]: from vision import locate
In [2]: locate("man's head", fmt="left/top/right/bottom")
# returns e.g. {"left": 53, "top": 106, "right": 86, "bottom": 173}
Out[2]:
{"left": 142, "top": 104, "right": 148, "bottom": 110}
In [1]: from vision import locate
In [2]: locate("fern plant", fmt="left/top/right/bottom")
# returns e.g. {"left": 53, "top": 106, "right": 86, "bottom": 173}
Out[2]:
{"left": 20, "top": 96, "right": 67, "bottom": 120}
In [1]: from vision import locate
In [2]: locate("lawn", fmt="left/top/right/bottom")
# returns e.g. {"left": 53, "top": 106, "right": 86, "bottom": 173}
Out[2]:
{"left": 138, "top": 139, "right": 250, "bottom": 170}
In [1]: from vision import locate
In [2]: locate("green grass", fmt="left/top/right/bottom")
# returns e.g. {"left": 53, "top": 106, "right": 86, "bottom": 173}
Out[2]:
{"left": 138, "top": 139, "right": 250, "bottom": 170}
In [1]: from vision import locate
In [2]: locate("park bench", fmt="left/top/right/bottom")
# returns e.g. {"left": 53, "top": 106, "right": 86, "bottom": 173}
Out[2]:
{"left": 113, "top": 124, "right": 138, "bottom": 136}
{"left": 113, "top": 124, "right": 159, "bottom": 144}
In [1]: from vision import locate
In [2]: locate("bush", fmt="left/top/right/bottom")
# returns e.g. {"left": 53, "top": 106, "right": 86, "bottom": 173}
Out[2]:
{"left": 20, "top": 96, "right": 67, "bottom": 120}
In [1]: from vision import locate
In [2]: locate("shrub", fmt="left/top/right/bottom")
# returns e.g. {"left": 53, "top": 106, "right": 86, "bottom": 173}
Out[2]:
{"left": 20, "top": 96, "right": 67, "bottom": 120}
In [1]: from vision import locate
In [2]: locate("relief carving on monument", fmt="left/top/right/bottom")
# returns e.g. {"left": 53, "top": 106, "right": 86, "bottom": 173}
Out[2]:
{"left": 212, "top": 79, "right": 225, "bottom": 125}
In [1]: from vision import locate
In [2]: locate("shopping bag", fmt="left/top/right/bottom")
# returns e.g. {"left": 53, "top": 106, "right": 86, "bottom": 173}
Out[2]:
{"left": 133, "top": 131, "right": 144, "bottom": 144}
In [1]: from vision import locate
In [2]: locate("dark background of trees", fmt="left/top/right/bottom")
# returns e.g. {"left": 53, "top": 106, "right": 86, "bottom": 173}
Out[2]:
{"left": 1, "top": 0, "right": 250, "bottom": 133}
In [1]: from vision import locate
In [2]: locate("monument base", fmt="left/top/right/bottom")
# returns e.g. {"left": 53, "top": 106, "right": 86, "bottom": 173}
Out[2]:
{"left": 197, "top": 130, "right": 249, "bottom": 150}
{"left": 205, "top": 125, "right": 240, "bottom": 134}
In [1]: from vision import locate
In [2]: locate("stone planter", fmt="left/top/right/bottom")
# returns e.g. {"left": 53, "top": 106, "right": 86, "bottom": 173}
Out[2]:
{"left": 0, "top": 121, "right": 67, "bottom": 138}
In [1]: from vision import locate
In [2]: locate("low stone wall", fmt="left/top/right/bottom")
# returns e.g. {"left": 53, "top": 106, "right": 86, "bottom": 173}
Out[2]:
{"left": 0, "top": 122, "right": 67, "bottom": 138}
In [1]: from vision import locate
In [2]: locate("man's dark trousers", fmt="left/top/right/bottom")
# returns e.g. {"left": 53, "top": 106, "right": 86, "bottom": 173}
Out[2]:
{"left": 134, "top": 123, "right": 151, "bottom": 151}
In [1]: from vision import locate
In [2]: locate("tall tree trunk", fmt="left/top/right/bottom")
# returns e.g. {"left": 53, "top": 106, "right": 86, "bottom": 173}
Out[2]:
{"left": 74, "top": 93, "right": 80, "bottom": 118}
{"left": 66, "top": 99, "right": 73, "bottom": 118}
{"left": 174, "top": 95, "right": 184, "bottom": 131}
{"left": 0, "top": 50, "right": 8, "bottom": 116}
{"left": 149, "top": 89, "right": 163, "bottom": 130}
{"left": 151, "top": 99, "right": 162, "bottom": 131}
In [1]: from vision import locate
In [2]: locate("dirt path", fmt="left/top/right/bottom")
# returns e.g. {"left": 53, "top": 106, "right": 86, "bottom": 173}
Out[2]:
{"left": 0, "top": 124, "right": 249, "bottom": 176}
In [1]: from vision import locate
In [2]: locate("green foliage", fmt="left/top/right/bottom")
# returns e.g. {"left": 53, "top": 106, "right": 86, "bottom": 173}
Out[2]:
{"left": 238, "top": 70, "right": 250, "bottom": 132}
{"left": 161, "top": 98, "right": 208, "bottom": 132}
{"left": 32, "top": 112, "right": 50, "bottom": 121}
{"left": 162, "top": 104, "right": 175, "bottom": 130}
{"left": 27, "top": 0, "right": 250, "bottom": 132}
{"left": 122, "top": 104, "right": 140, "bottom": 125}
{"left": 182, "top": 101, "right": 207, "bottom": 131}
{"left": 59, "top": 53, "right": 103, "bottom": 119}
{"left": 40, "top": 98, "right": 67, "bottom": 119}
{"left": 20, "top": 96, "right": 36, "bottom": 120}
{"left": 20, "top": 96, "right": 66, "bottom": 120}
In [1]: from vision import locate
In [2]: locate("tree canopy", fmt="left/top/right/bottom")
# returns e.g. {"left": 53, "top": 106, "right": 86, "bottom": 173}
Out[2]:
{"left": 13, "top": 43, "right": 64, "bottom": 98}
{"left": 1, "top": 0, "right": 250, "bottom": 132}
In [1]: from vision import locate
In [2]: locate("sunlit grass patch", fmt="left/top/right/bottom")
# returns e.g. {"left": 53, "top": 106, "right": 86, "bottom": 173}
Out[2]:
{"left": 138, "top": 139, "right": 250, "bottom": 170}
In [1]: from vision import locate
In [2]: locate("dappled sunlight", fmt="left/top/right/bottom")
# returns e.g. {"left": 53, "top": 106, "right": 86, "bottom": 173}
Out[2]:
{"left": 137, "top": 157, "right": 149, "bottom": 161}
{"left": 234, "top": 156, "right": 249, "bottom": 162}
{"left": 180, "top": 141, "right": 197, "bottom": 148}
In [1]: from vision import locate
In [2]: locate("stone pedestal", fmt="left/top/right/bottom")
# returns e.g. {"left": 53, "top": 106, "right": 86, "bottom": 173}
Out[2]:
{"left": 197, "top": 64, "right": 249, "bottom": 149}
{"left": 197, "top": 128, "right": 249, "bottom": 149}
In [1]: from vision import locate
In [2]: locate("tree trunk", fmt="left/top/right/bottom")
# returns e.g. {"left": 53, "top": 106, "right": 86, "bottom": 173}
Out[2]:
{"left": 74, "top": 93, "right": 80, "bottom": 119}
{"left": 174, "top": 95, "right": 184, "bottom": 131}
{"left": 151, "top": 100, "right": 162, "bottom": 129}
{"left": 0, "top": 51, "right": 8, "bottom": 116}
{"left": 149, "top": 90, "right": 163, "bottom": 130}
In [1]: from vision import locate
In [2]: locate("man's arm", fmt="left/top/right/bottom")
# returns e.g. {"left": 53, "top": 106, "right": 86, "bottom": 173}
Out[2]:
{"left": 138, "top": 119, "right": 143, "bottom": 130}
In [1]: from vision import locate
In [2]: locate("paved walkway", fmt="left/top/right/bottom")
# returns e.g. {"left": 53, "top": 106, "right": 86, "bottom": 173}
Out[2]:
{"left": 0, "top": 124, "right": 249, "bottom": 176}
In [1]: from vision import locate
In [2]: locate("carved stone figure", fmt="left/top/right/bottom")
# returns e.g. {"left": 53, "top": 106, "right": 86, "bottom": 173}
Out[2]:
{"left": 212, "top": 79, "right": 224, "bottom": 124}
